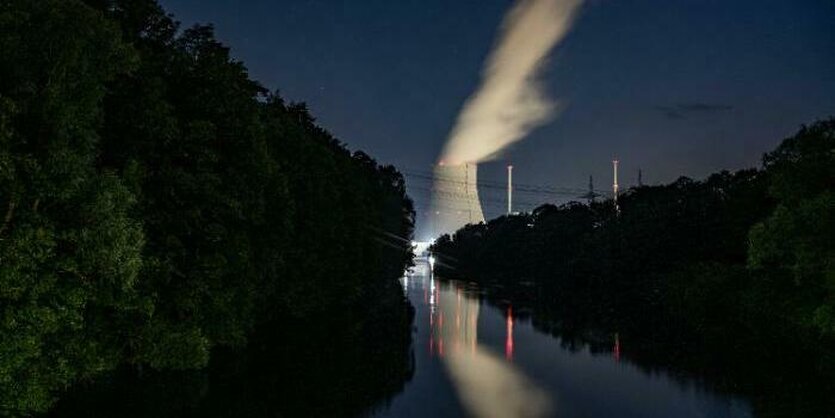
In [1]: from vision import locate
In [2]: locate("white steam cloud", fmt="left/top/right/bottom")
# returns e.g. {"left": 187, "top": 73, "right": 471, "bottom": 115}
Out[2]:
{"left": 440, "top": 0, "right": 584, "bottom": 165}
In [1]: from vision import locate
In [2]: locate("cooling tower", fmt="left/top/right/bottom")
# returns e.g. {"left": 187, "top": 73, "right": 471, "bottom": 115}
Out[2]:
{"left": 430, "top": 163, "right": 485, "bottom": 238}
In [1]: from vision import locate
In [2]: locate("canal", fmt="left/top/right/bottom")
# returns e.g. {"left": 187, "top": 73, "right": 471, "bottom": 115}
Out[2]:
{"left": 371, "top": 260, "right": 753, "bottom": 418}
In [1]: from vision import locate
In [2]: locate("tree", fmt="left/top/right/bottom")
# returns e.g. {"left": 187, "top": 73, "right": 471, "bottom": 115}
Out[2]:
{"left": 0, "top": 0, "right": 143, "bottom": 413}
{"left": 749, "top": 119, "right": 835, "bottom": 337}
{"left": 1, "top": 1, "right": 415, "bottom": 413}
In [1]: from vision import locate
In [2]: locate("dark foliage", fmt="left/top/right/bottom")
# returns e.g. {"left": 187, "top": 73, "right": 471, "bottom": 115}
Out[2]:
{"left": 0, "top": 0, "right": 414, "bottom": 415}
{"left": 432, "top": 119, "right": 835, "bottom": 417}
{"left": 49, "top": 279, "right": 415, "bottom": 418}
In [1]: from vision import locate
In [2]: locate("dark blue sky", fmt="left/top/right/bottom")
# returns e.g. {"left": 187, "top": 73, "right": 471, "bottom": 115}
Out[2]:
{"left": 159, "top": 0, "right": 834, "bottom": 237}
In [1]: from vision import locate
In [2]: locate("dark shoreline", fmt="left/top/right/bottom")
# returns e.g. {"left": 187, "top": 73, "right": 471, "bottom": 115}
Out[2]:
{"left": 435, "top": 276, "right": 835, "bottom": 418}
{"left": 46, "top": 278, "right": 415, "bottom": 418}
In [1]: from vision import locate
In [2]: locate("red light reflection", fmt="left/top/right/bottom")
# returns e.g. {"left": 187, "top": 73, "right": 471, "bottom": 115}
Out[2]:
{"left": 506, "top": 305, "right": 514, "bottom": 361}
{"left": 613, "top": 332, "right": 621, "bottom": 362}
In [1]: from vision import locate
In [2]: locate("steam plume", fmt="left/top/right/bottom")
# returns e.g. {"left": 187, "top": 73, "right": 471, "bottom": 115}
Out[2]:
{"left": 440, "top": 0, "right": 583, "bottom": 165}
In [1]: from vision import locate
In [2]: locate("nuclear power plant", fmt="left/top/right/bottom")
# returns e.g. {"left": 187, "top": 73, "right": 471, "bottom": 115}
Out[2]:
{"left": 429, "top": 0, "right": 580, "bottom": 240}
{"left": 430, "top": 163, "right": 485, "bottom": 238}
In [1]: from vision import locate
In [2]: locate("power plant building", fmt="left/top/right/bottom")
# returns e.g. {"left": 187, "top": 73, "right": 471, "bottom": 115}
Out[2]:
{"left": 430, "top": 163, "right": 485, "bottom": 238}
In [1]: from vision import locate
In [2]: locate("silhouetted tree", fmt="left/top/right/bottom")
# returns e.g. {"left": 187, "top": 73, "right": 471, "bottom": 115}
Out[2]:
{"left": 0, "top": 0, "right": 415, "bottom": 414}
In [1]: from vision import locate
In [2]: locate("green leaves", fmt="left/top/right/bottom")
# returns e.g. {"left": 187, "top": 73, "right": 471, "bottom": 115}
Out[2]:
{"left": 749, "top": 192, "right": 835, "bottom": 335}
{"left": 0, "top": 1, "right": 415, "bottom": 414}
{"left": 746, "top": 120, "right": 835, "bottom": 337}
{"left": 0, "top": 1, "right": 144, "bottom": 414}
{"left": 135, "top": 321, "right": 211, "bottom": 370}
{"left": 763, "top": 119, "right": 835, "bottom": 204}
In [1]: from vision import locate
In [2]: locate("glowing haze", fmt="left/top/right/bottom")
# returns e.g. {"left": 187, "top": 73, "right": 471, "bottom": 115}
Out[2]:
{"left": 440, "top": 0, "right": 584, "bottom": 165}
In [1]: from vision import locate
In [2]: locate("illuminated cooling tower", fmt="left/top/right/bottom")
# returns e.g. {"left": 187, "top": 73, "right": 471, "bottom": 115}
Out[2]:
{"left": 430, "top": 163, "right": 485, "bottom": 238}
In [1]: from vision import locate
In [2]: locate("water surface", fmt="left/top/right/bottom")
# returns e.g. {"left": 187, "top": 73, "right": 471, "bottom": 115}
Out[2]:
{"left": 372, "top": 261, "right": 752, "bottom": 418}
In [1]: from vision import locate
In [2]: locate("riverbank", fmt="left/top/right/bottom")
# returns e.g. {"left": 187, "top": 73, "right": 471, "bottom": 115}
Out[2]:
{"left": 455, "top": 279, "right": 835, "bottom": 418}
{"left": 47, "top": 278, "right": 415, "bottom": 417}
{"left": 0, "top": 1, "right": 416, "bottom": 414}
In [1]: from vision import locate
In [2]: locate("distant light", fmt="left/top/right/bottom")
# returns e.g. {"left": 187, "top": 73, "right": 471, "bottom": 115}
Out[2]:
{"left": 429, "top": 255, "right": 436, "bottom": 268}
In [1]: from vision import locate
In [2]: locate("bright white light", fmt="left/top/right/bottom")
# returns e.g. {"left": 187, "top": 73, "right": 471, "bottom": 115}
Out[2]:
{"left": 429, "top": 255, "right": 436, "bottom": 268}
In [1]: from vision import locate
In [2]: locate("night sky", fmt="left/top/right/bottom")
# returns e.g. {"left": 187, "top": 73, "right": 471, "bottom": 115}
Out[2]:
{"left": 159, "top": 0, "right": 834, "bottom": 239}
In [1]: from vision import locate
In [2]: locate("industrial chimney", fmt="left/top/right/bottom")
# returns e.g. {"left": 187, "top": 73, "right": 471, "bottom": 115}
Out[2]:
{"left": 613, "top": 159, "right": 620, "bottom": 213}
{"left": 507, "top": 165, "right": 513, "bottom": 215}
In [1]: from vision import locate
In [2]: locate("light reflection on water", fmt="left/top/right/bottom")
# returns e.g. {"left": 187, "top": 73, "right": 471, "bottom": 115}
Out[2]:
{"left": 426, "top": 268, "right": 551, "bottom": 417}
{"left": 372, "top": 260, "right": 754, "bottom": 418}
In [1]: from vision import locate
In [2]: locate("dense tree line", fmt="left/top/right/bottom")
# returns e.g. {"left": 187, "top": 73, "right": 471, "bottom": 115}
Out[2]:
{"left": 0, "top": 0, "right": 414, "bottom": 415}
{"left": 50, "top": 278, "right": 415, "bottom": 418}
{"left": 432, "top": 119, "right": 834, "bottom": 415}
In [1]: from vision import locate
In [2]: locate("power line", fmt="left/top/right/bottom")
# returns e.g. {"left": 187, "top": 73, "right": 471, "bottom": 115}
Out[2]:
{"left": 407, "top": 185, "right": 547, "bottom": 209}
{"left": 402, "top": 170, "right": 602, "bottom": 198}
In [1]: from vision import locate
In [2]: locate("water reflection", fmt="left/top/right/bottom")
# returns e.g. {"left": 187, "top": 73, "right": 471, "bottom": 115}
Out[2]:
{"left": 613, "top": 332, "right": 621, "bottom": 363}
{"left": 426, "top": 271, "right": 552, "bottom": 418}
{"left": 428, "top": 278, "right": 477, "bottom": 358}
{"left": 507, "top": 306, "right": 514, "bottom": 361}
{"left": 382, "top": 262, "right": 754, "bottom": 418}
{"left": 51, "top": 279, "right": 415, "bottom": 418}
